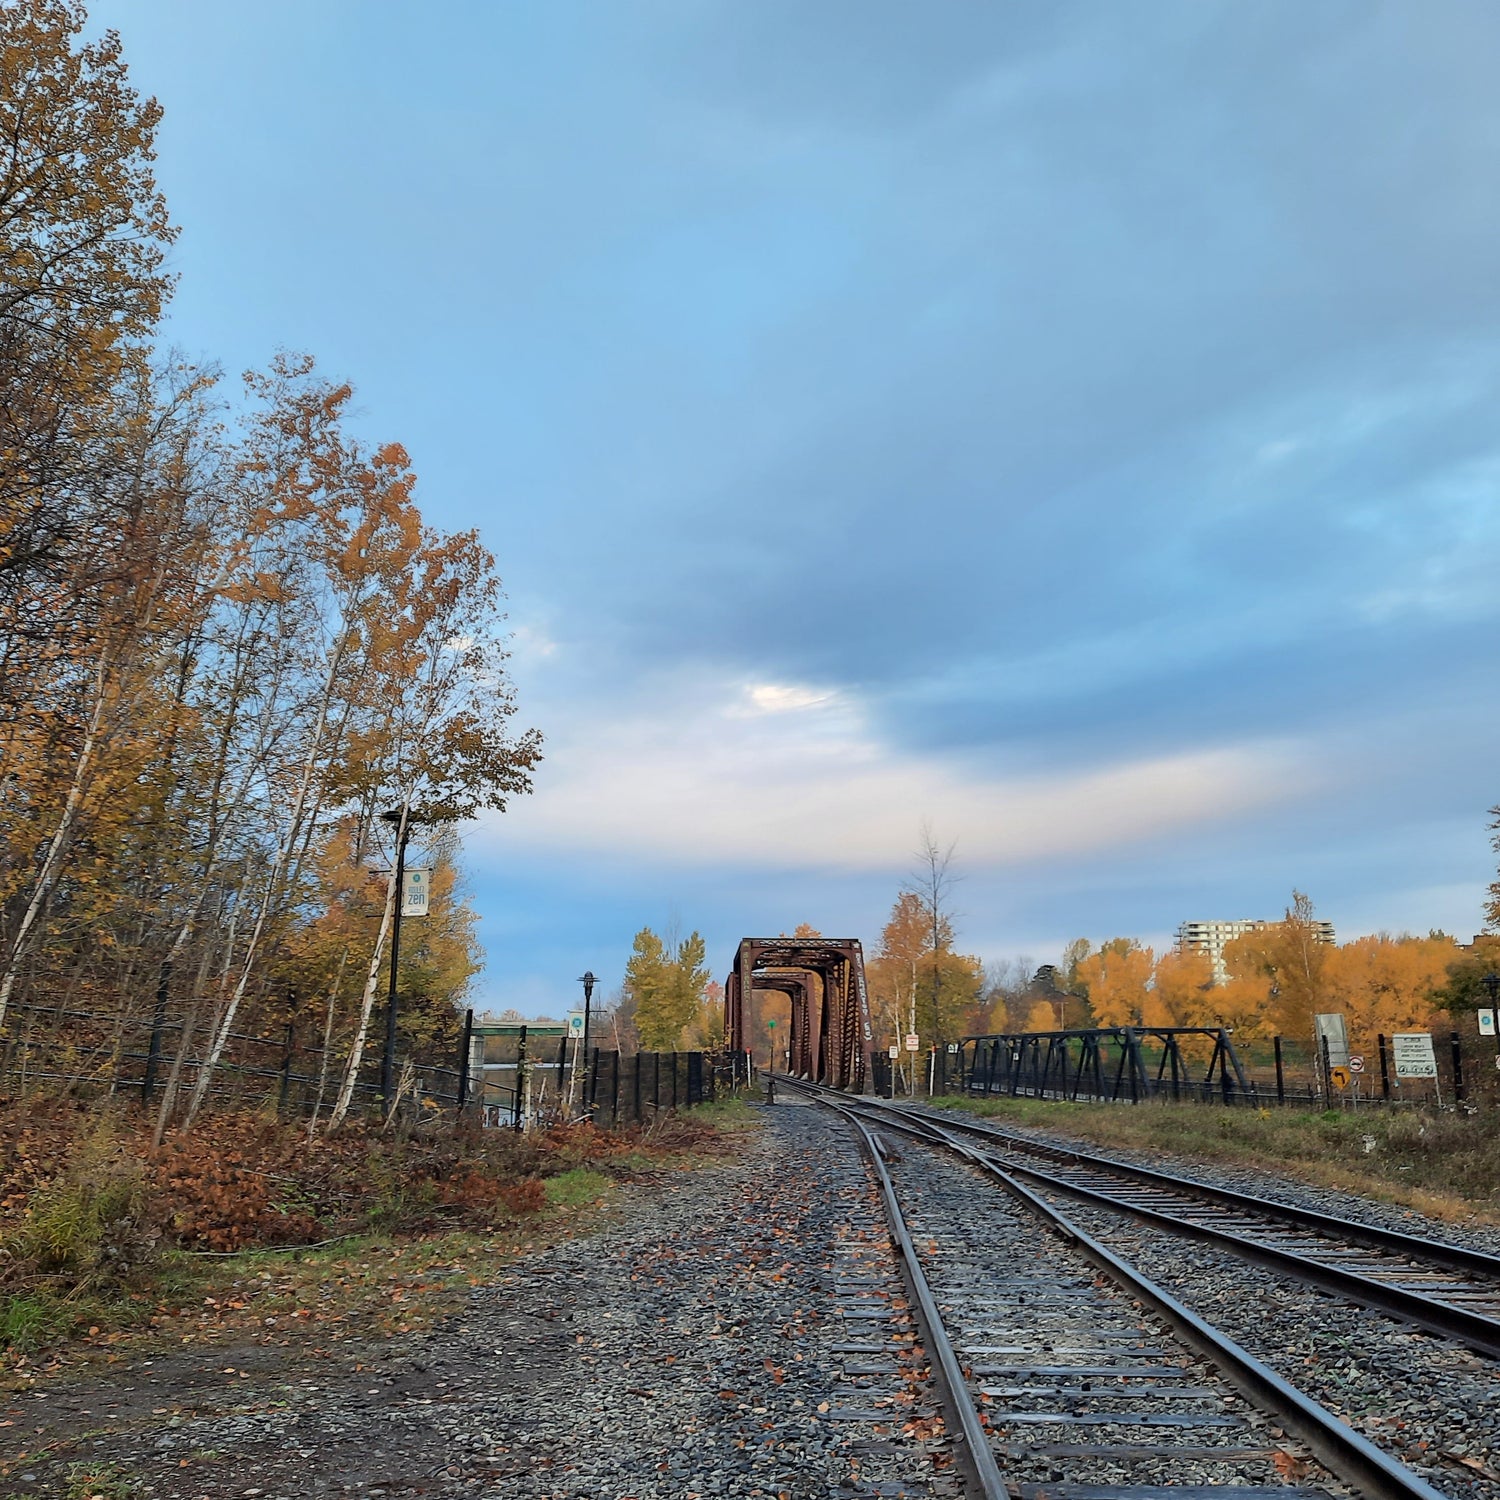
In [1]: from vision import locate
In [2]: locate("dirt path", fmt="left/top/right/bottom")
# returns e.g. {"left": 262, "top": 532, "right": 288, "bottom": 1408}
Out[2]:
{"left": 1, "top": 1103, "right": 947, "bottom": 1499}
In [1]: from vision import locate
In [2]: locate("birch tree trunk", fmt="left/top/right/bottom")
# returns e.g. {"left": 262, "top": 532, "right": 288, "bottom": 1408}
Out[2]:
{"left": 0, "top": 649, "right": 116, "bottom": 1033}
{"left": 182, "top": 635, "right": 350, "bottom": 1125}
{"left": 326, "top": 821, "right": 404, "bottom": 1131}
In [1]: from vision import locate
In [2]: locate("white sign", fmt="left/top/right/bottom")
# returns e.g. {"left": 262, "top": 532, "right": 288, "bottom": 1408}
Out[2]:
{"left": 888, "top": 1044, "right": 899, "bottom": 1059}
{"left": 567, "top": 1012, "right": 585, "bottom": 1036}
{"left": 904, "top": 1033, "right": 920, "bottom": 1052}
{"left": 1348, "top": 1055, "right": 1364, "bottom": 1074}
{"left": 401, "top": 867, "right": 430, "bottom": 917}
{"left": 1480, "top": 1009, "right": 1497, "bottom": 1037}
{"left": 1391, "top": 1032, "right": 1437, "bottom": 1079}
{"left": 1314, "top": 1012, "right": 1350, "bottom": 1068}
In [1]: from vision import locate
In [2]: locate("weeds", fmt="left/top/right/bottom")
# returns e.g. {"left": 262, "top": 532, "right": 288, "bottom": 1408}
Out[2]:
{"left": 64, "top": 1460, "right": 139, "bottom": 1499}
{"left": 931, "top": 1094, "right": 1500, "bottom": 1219}
{"left": 0, "top": 1092, "right": 747, "bottom": 1363}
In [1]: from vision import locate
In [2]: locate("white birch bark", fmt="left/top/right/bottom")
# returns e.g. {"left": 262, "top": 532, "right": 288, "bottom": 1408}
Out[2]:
{"left": 0, "top": 649, "right": 116, "bottom": 1032}
{"left": 181, "top": 633, "right": 351, "bottom": 1125}
{"left": 325, "top": 804, "right": 407, "bottom": 1131}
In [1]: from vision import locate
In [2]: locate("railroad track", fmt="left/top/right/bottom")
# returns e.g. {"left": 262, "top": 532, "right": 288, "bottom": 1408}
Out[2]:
{"left": 877, "top": 1097, "right": 1500, "bottom": 1362}
{"left": 785, "top": 1077, "right": 1455, "bottom": 1500}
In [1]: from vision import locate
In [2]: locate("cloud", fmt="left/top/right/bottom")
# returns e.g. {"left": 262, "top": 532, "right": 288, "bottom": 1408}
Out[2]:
{"left": 738, "top": 682, "right": 839, "bottom": 715}
{"left": 485, "top": 674, "right": 1314, "bottom": 873}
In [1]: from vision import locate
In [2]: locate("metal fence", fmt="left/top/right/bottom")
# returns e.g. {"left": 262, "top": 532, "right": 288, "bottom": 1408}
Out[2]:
{"left": 0, "top": 998, "right": 751, "bottom": 1132}
{"left": 949, "top": 1026, "right": 1500, "bottom": 1111}
{"left": 0, "top": 995, "right": 483, "bottom": 1120}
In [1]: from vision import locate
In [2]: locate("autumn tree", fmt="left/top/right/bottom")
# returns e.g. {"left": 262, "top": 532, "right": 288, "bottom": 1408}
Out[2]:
{"left": 1216, "top": 891, "right": 1331, "bottom": 1040}
{"left": 1482, "top": 807, "right": 1500, "bottom": 935}
{"left": 867, "top": 885, "right": 983, "bottom": 1055}
{"left": 0, "top": 0, "right": 176, "bottom": 723}
{"left": 0, "top": 4, "right": 539, "bottom": 1126}
{"left": 1073, "top": 940, "right": 1155, "bottom": 1027}
{"left": 1151, "top": 947, "right": 1217, "bottom": 1026}
{"left": 1434, "top": 933, "right": 1500, "bottom": 1019}
{"left": 627, "top": 927, "right": 711, "bottom": 1051}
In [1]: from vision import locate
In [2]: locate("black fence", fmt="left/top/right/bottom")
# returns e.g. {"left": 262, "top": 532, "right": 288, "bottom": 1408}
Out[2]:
{"left": 0, "top": 995, "right": 480, "bottom": 1120}
{"left": 951, "top": 1027, "right": 1500, "bottom": 1111}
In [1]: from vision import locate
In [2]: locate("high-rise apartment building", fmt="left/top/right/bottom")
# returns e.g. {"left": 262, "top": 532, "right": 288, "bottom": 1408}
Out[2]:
{"left": 1176, "top": 916, "right": 1336, "bottom": 985}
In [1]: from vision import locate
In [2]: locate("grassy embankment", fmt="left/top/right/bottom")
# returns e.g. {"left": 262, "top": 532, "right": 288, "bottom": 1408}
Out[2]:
{"left": 0, "top": 1094, "right": 761, "bottom": 1375}
{"left": 929, "top": 1094, "right": 1500, "bottom": 1223}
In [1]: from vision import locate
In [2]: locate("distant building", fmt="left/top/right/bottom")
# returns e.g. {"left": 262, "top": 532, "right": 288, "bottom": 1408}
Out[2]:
{"left": 1176, "top": 916, "right": 1335, "bottom": 986}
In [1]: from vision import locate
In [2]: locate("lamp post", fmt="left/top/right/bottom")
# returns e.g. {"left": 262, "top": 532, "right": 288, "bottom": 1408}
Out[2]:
{"left": 578, "top": 971, "right": 598, "bottom": 1112}
{"left": 1484, "top": 973, "right": 1500, "bottom": 1070}
{"left": 379, "top": 809, "right": 412, "bottom": 1110}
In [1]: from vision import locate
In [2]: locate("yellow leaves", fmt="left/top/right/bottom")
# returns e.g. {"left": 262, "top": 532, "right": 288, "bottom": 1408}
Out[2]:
{"left": 1074, "top": 941, "right": 1155, "bottom": 1029}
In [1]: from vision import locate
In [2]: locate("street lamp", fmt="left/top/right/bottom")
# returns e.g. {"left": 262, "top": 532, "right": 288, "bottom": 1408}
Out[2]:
{"left": 578, "top": 971, "right": 598, "bottom": 1113}
{"left": 1484, "top": 973, "right": 1500, "bottom": 1068}
{"left": 377, "top": 805, "right": 456, "bottom": 1111}
{"left": 378, "top": 809, "right": 414, "bottom": 1111}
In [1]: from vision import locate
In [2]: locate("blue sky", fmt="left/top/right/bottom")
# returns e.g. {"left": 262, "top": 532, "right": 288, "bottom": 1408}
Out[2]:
{"left": 103, "top": 1, "right": 1500, "bottom": 1015}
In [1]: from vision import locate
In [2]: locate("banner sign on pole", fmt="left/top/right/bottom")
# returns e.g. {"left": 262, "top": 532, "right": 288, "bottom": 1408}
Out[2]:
{"left": 1391, "top": 1032, "right": 1437, "bottom": 1078}
{"left": 401, "top": 867, "right": 430, "bottom": 917}
{"left": 1480, "top": 1009, "right": 1496, "bottom": 1038}
{"left": 567, "top": 1012, "right": 585, "bottom": 1037}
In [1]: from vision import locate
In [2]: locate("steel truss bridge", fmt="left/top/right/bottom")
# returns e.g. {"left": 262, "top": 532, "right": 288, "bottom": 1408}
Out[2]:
{"left": 961, "top": 1025, "right": 1253, "bottom": 1104}
{"left": 724, "top": 937, "right": 874, "bottom": 1092}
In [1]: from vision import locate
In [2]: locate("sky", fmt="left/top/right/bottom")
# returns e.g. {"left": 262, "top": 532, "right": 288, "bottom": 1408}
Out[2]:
{"left": 100, "top": 0, "right": 1500, "bottom": 1017}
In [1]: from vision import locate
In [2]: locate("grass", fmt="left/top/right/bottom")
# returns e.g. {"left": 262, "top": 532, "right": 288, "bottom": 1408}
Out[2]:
{"left": 685, "top": 1094, "right": 761, "bottom": 1127}
{"left": 928, "top": 1094, "right": 1500, "bottom": 1222}
{"left": 542, "top": 1168, "right": 611, "bottom": 1210}
{"left": 63, "top": 1461, "right": 139, "bottom": 1500}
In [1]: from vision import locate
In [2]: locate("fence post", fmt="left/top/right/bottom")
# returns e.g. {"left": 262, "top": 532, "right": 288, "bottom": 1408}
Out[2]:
{"left": 1452, "top": 1031, "right": 1466, "bottom": 1103}
{"left": 277, "top": 1010, "right": 296, "bottom": 1116}
{"left": 633, "top": 1051, "right": 642, "bottom": 1123}
{"left": 1377, "top": 1033, "right": 1390, "bottom": 1101}
{"left": 141, "top": 960, "right": 173, "bottom": 1102}
{"left": 457, "top": 1008, "right": 474, "bottom": 1112}
{"left": 515, "top": 1024, "right": 528, "bottom": 1131}
{"left": 1273, "top": 1036, "right": 1285, "bottom": 1105}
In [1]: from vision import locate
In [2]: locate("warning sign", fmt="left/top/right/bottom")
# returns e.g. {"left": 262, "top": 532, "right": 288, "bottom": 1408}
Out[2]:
{"left": 1391, "top": 1032, "right": 1437, "bottom": 1079}
{"left": 1329, "top": 1065, "right": 1351, "bottom": 1090}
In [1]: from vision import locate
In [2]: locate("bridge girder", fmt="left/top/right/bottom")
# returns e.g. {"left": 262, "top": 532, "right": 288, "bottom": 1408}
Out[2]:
{"left": 724, "top": 937, "right": 873, "bottom": 1093}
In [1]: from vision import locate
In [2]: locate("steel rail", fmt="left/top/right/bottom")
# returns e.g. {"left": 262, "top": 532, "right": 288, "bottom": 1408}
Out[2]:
{"left": 828, "top": 1090, "right": 1500, "bottom": 1361}
{"left": 814, "top": 1093, "right": 1009, "bottom": 1500}
{"left": 790, "top": 1078, "right": 1452, "bottom": 1500}
{"left": 899, "top": 1101, "right": 1500, "bottom": 1281}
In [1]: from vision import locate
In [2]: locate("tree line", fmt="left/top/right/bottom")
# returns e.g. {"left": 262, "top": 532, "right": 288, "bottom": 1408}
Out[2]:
{"left": 636, "top": 872, "right": 1497, "bottom": 1069}
{"left": 0, "top": 2, "right": 540, "bottom": 1130}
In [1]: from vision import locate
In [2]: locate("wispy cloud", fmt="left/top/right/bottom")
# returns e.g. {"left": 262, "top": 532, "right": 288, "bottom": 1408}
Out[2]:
{"left": 486, "top": 674, "right": 1314, "bottom": 872}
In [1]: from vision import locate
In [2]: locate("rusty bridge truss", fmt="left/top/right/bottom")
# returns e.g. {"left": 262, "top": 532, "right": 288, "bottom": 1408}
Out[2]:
{"left": 724, "top": 937, "right": 873, "bottom": 1092}
{"left": 961, "top": 1026, "right": 1253, "bottom": 1105}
